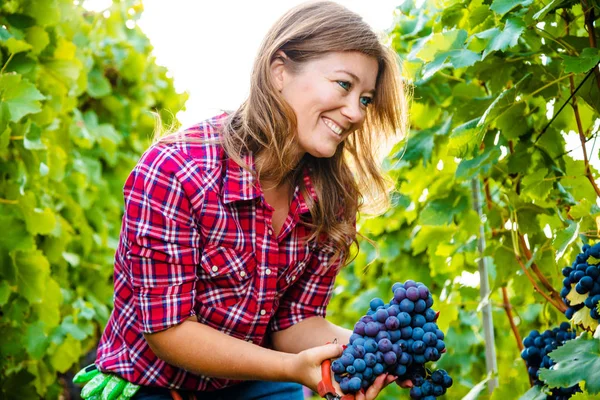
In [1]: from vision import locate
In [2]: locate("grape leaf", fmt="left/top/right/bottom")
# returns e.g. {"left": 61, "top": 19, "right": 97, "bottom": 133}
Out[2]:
{"left": 539, "top": 333, "right": 600, "bottom": 394}
{"left": 518, "top": 385, "right": 546, "bottom": 400}
{"left": 11, "top": 250, "right": 50, "bottom": 304}
{"left": 478, "top": 18, "right": 526, "bottom": 59}
{"left": 566, "top": 284, "right": 588, "bottom": 306}
{"left": 571, "top": 306, "right": 599, "bottom": 331}
{"left": 490, "top": 0, "right": 534, "bottom": 16}
{"left": 448, "top": 118, "right": 485, "bottom": 158}
{"left": 553, "top": 221, "right": 580, "bottom": 261}
{"left": 0, "top": 73, "right": 45, "bottom": 122}
{"left": 562, "top": 48, "right": 600, "bottom": 73}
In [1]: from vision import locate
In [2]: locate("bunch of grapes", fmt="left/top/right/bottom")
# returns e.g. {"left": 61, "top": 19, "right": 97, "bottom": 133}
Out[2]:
{"left": 332, "top": 280, "right": 452, "bottom": 398}
{"left": 560, "top": 243, "right": 600, "bottom": 320}
{"left": 521, "top": 322, "right": 580, "bottom": 400}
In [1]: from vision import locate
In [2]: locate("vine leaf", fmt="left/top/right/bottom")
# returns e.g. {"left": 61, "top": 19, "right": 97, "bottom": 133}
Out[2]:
{"left": 539, "top": 333, "right": 600, "bottom": 394}
{"left": 518, "top": 385, "right": 546, "bottom": 400}
{"left": 562, "top": 48, "right": 600, "bottom": 74}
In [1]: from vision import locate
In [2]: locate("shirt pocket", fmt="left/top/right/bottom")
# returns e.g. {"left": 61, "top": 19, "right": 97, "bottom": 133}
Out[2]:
{"left": 197, "top": 246, "right": 257, "bottom": 308}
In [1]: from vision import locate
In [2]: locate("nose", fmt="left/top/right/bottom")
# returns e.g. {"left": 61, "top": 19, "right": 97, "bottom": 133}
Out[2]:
{"left": 340, "top": 96, "right": 365, "bottom": 124}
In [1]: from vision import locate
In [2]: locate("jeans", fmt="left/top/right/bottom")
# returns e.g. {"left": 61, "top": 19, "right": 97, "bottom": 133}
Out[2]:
{"left": 132, "top": 381, "right": 305, "bottom": 400}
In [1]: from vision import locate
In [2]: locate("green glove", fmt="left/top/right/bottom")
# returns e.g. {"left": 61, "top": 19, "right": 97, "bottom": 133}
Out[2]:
{"left": 73, "top": 364, "right": 140, "bottom": 400}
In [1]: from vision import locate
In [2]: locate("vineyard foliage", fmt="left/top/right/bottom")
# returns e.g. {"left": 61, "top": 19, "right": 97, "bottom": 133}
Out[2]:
{"left": 0, "top": 0, "right": 599, "bottom": 399}
{"left": 326, "top": 0, "right": 600, "bottom": 399}
{"left": 0, "top": 0, "right": 187, "bottom": 397}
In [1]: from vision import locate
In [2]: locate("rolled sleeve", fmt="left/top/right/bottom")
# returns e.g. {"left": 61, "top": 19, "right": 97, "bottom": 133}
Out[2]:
{"left": 124, "top": 144, "right": 204, "bottom": 333}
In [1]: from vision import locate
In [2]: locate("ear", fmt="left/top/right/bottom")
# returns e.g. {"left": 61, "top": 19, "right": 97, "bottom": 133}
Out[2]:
{"left": 270, "top": 50, "right": 288, "bottom": 92}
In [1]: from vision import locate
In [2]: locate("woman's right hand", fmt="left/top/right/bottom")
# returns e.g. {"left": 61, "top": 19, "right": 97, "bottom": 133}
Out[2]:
{"left": 289, "top": 342, "right": 344, "bottom": 393}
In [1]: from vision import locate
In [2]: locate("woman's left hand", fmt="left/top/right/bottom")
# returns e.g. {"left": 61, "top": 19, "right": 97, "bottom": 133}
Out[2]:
{"left": 332, "top": 372, "right": 398, "bottom": 400}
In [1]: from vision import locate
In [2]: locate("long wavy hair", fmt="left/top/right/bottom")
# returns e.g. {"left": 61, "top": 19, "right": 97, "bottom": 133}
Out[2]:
{"left": 158, "top": 1, "right": 410, "bottom": 267}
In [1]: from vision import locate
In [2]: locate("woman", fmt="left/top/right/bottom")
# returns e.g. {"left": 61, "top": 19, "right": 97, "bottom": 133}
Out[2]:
{"left": 79, "top": 1, "right": 409, "bottom": 399}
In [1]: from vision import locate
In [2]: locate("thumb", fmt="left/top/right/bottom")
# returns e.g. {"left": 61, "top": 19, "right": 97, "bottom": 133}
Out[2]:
{"left": 316, "top": 342, "right": 344, "bottom": 362}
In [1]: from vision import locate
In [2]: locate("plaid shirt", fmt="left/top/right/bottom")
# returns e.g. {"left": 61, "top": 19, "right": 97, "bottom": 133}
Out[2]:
{"left": 96, "top": 113, "right": 347, "bottom": 391}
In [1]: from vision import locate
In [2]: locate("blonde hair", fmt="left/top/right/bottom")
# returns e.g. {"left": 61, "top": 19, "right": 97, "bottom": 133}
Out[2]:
{"left": 158, "top": 1, "right": 410, "bottom": 266}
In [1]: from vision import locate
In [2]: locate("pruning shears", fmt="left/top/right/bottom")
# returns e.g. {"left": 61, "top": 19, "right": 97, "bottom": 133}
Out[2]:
{"left": 317, "top": 358, "right": 354, "bottom": 400}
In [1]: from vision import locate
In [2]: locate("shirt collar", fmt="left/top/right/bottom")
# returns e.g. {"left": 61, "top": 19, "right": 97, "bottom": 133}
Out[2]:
{"left": 222, "top": 153, "right": 318, "bottom": 213}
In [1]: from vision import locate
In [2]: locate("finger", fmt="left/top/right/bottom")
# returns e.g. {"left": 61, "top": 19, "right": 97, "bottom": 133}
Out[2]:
{"left": 365, "top": 373, "right": 389, "bottom": 399}
{"left": 384, "top": 374, "right": 398, "bottom": 387}
{"left": 315, "top": 343, "right": 345, "bottom": 363}
{"left": 396, "top": 378, "right": 413, "bottom": 388}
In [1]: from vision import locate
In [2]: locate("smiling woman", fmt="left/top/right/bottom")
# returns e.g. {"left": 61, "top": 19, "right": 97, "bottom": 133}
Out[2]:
{"left": 76, "top": 1, "right": 410, "bottom": 400}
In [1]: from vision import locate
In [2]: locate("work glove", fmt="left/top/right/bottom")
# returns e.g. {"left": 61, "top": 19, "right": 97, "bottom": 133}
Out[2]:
{"left": 73, "top": 364, "right": 140, "bottom": 400}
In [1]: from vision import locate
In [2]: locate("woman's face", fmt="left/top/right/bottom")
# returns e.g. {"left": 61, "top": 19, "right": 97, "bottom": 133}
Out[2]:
{"left": 272, "top": 51, "right": 379, "bottom": 158}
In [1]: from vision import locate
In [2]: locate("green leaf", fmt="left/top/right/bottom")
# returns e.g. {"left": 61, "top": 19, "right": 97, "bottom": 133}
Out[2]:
{"left": 478, "top": 73, "right": 532, "bottom": 128}
{"left": 478, "top": 18, "right": 526, "bottom": 59}
{"left": 456, "top": 147, "right": 502, "bottom": 180}
{"left": 87, "top": 66, "right": 112, "bottom": 98}
{"left": 518, "top": 385, "right": 546, "bottom": 400}
{"left": 562, "top": 48, "right": 600, "bottom": 73}
{"left": 25, "top": 321, "right": 49, "bottom": 359}
{"left": 419, "top": 193, "right": 469, "bottom": 226}
{"left": 24, "top": 122, "right": 46, "bottom": 150}
{"left": 521, "top": 168, "right": 553, "bottom": 202}
{"left": 10, "top": 250, "right": 50, "bottom": 304}
{"left": 25, "top": 26, "right": 49, "bottom": 55}
{"left": 447, "top": 118, "right": 485, "bottom": 158}
{"left": 539, "top": 334, "right": 600, "bottom": 394}
{"left": 533, "top": 0, "right": 570, "bottom": 20}
{"left": 553, "top": 220, "right": 580, "bottom": 261}
{"left": 23, "top": 0, "right": 61, "bottom": 26}
{"left": 414, "top": 29, "right": 468, "bottom": 62}
{"left": 490, "top": 0, "right": 534, "bottom": 16}
{"left": 0, "top": 73, "right": 45, "bottom": 122}
{"left": 48, "top": 334, "right": 81, "bottom": 374}
{"left": 497, "top": 103, "right": 529, "bottom": 139}
{"left": 0, "top": 280, "right": 11, "bottom": 306}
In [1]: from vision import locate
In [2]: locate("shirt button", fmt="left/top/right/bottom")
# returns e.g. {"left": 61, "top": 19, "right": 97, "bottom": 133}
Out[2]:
{"left": 240, "top": 271, "right": 246, "bottom": 278}
{"left": 268, "top": 228, "right": 273, "bottom": 235}
{"left": 211, "top": 266, "right": 218, "bottom": 272}
{"left": 260, "top": 309, "right": 266, "bottom": 316}
{"left": 265, "top": 268, "right": 271, "bottom": 275}
{"left": 291, "top": 275, "right": 296, "bottom": 281}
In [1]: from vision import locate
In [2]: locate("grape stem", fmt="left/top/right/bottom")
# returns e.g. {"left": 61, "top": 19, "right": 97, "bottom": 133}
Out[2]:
{"left": 514, "top": 254, "right": 567, "bottom": 312}
{"left": 517, "top": 234, "right": 563, "bottom": 305}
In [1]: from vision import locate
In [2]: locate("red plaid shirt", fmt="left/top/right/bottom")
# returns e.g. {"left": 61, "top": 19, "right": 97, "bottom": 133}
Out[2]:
{"left": 96, "top": 113, "right": 348, "bottom": 390}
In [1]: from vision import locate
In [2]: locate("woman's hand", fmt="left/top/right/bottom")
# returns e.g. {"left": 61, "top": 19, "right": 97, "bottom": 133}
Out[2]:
{"left": 288, "top": 343, "right": 344, "bottom": 392}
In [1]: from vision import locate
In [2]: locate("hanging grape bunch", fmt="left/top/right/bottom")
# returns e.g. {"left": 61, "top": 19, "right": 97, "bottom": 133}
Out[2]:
{"left": 560, "top": 242, "right": 600, "bottom": 330}
{"left": 521, "top": 322, "right": 580, "bottom": 400}
{"left": 331, "top": 280, "right": 453, "bottom": 398}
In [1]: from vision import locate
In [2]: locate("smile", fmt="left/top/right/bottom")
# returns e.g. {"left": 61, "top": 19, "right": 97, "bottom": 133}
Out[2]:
{"left": 322, "top": 117, "right": 344, "bottom": 136}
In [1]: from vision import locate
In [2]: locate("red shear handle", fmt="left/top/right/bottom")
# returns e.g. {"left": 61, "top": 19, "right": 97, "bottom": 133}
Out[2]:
{"left": 317, "top": 359, "right": 337, "bottom": 398}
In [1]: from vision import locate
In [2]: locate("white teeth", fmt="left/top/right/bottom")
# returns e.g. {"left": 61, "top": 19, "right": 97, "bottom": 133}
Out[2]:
{"left": 323, "top": 118, "right": 343, "bottom": 135}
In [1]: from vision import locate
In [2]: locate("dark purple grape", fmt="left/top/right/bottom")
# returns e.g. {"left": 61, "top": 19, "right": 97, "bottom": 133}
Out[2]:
{"left": 398, "top": 312, "right": 411, "bottom": 327}
{"left": 373, "top": 363, "right": 384, "bottom": 375}
{"left": 404, "top": 279, "right": 417, "bottom": 289}
{"left": 412, "top": 327, "right": 425, "bottom": 341}
{"left": 348, "top": 377, "right": 362, "bottom": 392}
{"left": 365, "top": 322, "right": 379, "bottom": 337}
{"left": 400, "top": 299, "right": 415, "bottom": 313}
{"left": 353, "top": 358, "right": 366, "bottom": 373}
{"left": 375, "top": 331, "right": 390, "bottom": 342}
{"left": 383, "top": 351, "right": 397, "bottom": 365}
{"left": 375, "top": 308, "right": 389, "bottom": 323}
{"left": 354, "top": 321, "right": 366, "bottom": 335}
{"left": 378, "top": 338, "right": 392, "bottom": 352}
{"left": 406, "top": 287, "right": 420, "bottom": 301}
{"left": 364, "top": 353, "right": 376, "bottom": 367}
{"left": 340, "top": 353, "right": 354, "bottom": 366}
{"left": 394, "top": 287, "right": 407, "bottom": 302}
{"left": 412, "top": 314, "right": 426, "bottom": 327}
{"left": 414, "top": 299, "right": 427, "bottom": 313}
{"left": 364, "top": 339, "right": 378, "bottom": 353}
{"left": 385, "top": 316, "right": 400, "bottom": 330}
{"left": 370, "top": 298, "right": 385, "bottom": 311}
{"left": 418, "top": 285, "right": 430, "bottom": 299}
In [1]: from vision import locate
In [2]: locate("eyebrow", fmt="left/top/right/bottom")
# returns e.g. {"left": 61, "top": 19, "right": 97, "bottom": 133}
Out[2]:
{"left": 335, "top": 69, "right": 376, "bottom": 95}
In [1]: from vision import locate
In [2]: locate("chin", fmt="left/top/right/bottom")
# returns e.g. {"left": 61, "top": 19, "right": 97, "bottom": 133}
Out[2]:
{"left": 307, "top": 146, "right": 337, "bottom": 158}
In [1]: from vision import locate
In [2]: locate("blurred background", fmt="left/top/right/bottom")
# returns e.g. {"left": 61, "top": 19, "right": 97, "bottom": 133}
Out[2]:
{"left": 1, "top": 0, "right": 599, "bottom": 399}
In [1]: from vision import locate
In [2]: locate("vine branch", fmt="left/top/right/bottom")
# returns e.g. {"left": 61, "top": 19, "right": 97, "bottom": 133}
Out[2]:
{"left": 581, "top": 0, "right": 600, "bottom": 90}
{"left": 501, "top": 287, "right": 532, "bottom": 385}
{"left": 570, "top": 74, "right": 600, "bottom": 197}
